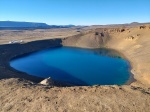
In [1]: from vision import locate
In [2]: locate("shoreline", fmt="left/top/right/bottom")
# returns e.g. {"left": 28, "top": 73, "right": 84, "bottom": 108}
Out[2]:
{"left": 0, "top": 39, "right": 62, "bottom": 83}
{"left": 62, "top": 46, "right": 136, "bottom": 85}
{"left": 1, "top": 39, "right": 135, "bottom": 86}
{"left": 108, "top": 47, "right": 137, "bottom": 85}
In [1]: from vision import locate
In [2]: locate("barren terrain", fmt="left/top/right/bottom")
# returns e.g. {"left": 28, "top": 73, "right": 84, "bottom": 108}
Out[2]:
{"left": 0, "top": 25, "right": 150, "bottom": 112}
{"left": 0, "top": 28, "right": 79, "bottom": 44}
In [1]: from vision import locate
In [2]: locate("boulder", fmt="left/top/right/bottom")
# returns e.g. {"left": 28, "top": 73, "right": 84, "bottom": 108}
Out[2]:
{"left": 139, "top": 25, "right": 146, "bottom": 29}
{"left": 120, "top": 29, "right": 125, "bottom": 32}
{"left": 100, "top": 32, "right": 104, "bottom": 37}
{"left": 40, "top": 77, "right": 54, "bottom": 86}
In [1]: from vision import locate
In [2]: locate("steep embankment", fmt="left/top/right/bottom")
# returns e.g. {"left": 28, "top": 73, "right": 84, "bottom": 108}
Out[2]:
{"left": 0, "top": 39, "right": 62, "bottom": 82}
{"left": 63, "top": 25, "right": 150, "bottom": 86}
{"left": 63, "top": 30, "right": 110, "bottom": 48}
{"left": 106, "top": 26, "right": 150, "bottom": 85}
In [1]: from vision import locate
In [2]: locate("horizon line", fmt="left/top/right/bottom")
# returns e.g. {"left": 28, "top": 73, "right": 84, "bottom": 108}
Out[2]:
{"left": 0, "top": 20, "right": 150, "bottom": 26}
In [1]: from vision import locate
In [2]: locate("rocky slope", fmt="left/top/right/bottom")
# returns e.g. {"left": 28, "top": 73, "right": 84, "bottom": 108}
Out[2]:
{"left": 0, "top": 78, "right": 150, "bottom": 112}
{"left": 0, "top": 25, "right": 150, "bottom": 112}
{"left": 0, "top": 39, "right": 63, "bottom": 82}
{"left": 63, "top": 25, "right": 150, "bottom": 86}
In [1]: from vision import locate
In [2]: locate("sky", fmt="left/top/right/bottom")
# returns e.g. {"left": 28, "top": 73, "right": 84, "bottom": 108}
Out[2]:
{"left": 0, "top": 0, "right": 150, "bottom": 25}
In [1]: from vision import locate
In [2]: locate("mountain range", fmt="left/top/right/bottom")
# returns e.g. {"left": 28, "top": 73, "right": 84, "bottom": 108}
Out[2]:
{"left": 0, "top": 21, "right": 75, "bottom": 29}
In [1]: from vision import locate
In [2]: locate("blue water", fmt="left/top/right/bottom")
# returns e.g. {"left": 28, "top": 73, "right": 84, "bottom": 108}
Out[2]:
{"left": 10, "top": 47, "right": 130, "bottom": 86}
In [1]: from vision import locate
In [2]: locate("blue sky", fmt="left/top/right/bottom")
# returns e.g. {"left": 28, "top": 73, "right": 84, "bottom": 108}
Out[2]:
{"left": 0, "top": 0, "right": 150, "bottom": 25}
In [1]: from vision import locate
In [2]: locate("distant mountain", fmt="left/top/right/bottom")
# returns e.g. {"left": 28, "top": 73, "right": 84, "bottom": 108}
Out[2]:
{"left": 0, "top": 21, "right": 49, "bottom": 27}
{"left": 83, "top": 22, "right": 150, "bottom": 29}
{"left": 0, "top": 21, "right": 76, "bottom": 29}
